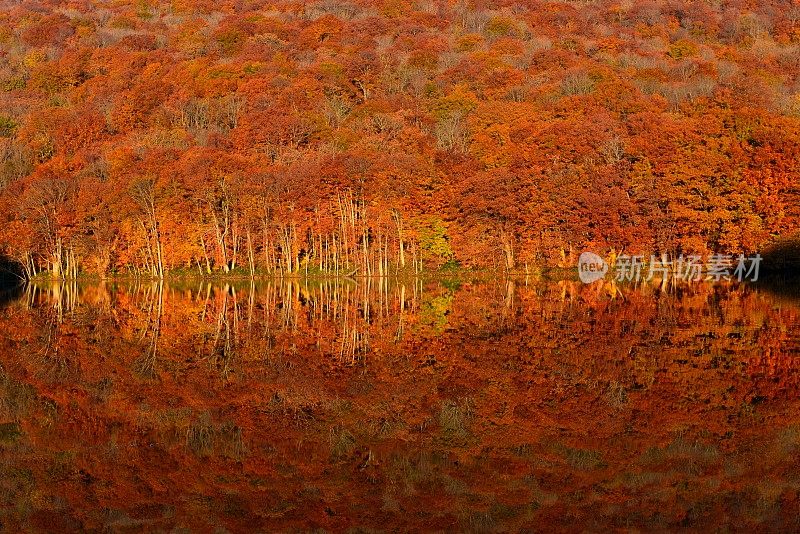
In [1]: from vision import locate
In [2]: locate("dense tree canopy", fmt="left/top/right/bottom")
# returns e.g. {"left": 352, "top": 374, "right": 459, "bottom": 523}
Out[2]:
{"left": 1, "top": 0, "right": 799, "bottom": 277}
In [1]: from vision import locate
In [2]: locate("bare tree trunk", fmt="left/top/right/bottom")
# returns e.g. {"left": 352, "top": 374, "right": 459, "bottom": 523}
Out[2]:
{"left": 132, "top": 179, "right": 164, "bottom": 278}
{"left": 231, "top": 216, "right": 239, "bottom": 272}
{"left": 246, "top": 228, "right": 255, "bottom": 278}
{"left": 282, "top": 225, "right": 292, "bottom": 274}
{"left": 200, "top": 234, "right": 212, "bottom": 274}
{"left": 154, "top": 227, "right": 164, "bottom": 278}
{"left": 501, "top": 230, "right": 515, "bottom": 271}
{"left": 51, "top": 237, "right": 63, "bottom": 279}
{"left": 292, "top": 224, "right": 300, "bottom": 274}
{"left": 211, "top": 205, "right": 229, "bottom": 273}
{"left": 392, "top": 209, "right": 405, "bottom": 269}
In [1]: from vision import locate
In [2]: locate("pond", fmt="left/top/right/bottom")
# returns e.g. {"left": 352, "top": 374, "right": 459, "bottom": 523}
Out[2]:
{"left": 1, "top": 277, "right": 799, "bottom": 531}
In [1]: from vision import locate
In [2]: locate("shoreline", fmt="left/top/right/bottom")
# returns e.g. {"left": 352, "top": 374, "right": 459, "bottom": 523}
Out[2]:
{"left": 9, "top": 266, "right": 579, "bottom": 286}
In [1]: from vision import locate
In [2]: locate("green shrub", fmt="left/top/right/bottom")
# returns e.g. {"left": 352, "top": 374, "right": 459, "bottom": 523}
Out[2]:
{"left": 416, "top": 216, "right": 454, "bottom": 265}
{"left": 668, "top": 39, "right": 698, "bottom": 59}
{"left": 0, "top": 115, "right": 17, "bottom": 137}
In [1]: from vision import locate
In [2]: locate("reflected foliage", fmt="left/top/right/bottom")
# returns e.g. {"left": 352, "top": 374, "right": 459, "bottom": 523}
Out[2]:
{"left": 0, "top": 278, "right": 799, "bottom": 531}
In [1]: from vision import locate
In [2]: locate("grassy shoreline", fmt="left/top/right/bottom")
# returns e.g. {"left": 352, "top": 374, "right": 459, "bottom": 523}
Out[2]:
{"left": 21, "top": 265, "right": 581, "bottom": 284}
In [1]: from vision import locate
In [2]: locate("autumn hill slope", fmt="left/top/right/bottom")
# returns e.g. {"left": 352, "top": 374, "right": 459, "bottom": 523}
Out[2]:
{"left": 1, "top": 0, "right": 800, "bottom": 278}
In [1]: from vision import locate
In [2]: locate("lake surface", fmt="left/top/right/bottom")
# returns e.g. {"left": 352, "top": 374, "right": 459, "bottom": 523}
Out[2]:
{"left": 1, "top": 277, "right": 799, "bottom": 532}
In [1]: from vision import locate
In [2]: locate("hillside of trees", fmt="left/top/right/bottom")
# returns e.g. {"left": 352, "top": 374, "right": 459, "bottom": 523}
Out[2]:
{"left": 1, "top": 0, "right": 800, "bottom": 278}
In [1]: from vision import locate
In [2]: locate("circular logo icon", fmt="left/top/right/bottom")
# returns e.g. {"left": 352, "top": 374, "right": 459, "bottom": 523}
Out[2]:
{"left": 578, "top": 252, "right": 608, "bottom": 283}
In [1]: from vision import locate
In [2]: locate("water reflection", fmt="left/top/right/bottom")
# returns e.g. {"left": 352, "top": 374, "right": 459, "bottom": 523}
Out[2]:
{"left": 1, "top": 278, "right": 800, "bottom": 531}
{"left": 0, "top": 284, "right": 23, "bottom": 308}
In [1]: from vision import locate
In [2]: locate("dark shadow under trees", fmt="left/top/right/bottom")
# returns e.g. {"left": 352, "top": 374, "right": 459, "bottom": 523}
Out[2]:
{"left": 752, "top": 234, "right": 800, "bottom": 304}
{"left": 0, "top": 254, "right": 24, "bottom": 306}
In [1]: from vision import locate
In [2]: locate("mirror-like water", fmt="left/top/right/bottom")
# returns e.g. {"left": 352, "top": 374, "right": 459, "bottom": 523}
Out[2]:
{"left": 1, "top": 278, "right": 799, "bottom": 531}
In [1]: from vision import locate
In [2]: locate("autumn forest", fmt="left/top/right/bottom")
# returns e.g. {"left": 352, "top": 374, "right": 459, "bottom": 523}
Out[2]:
{"left": 3, "top": 1, "right": 800, "bottom": 532}
{"left": 1, "top": 0, "right": 800, "bottom": 278}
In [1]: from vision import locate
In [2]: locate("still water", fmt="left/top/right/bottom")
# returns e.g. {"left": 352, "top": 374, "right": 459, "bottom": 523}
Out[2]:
{"left": 1, "top": 277, "right": 799, "bottom": 531}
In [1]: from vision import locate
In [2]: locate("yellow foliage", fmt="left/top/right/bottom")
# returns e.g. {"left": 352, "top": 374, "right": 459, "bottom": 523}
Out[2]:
{"left": 23, "top": 49, "right": 47, "bottom": 70}
{"left": 456, "top": 34, "right": 483, "bottom": 52}
{"left": 431, "top": 85, "right": 478, "bottom": 120}
{"left": 668, "top": 39, "right": 698, "bottom": 59}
